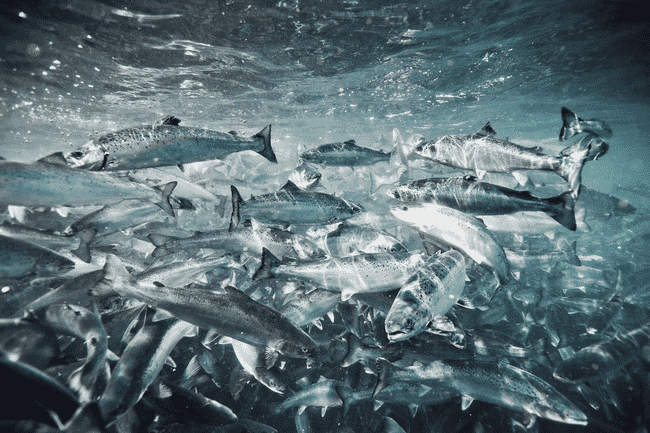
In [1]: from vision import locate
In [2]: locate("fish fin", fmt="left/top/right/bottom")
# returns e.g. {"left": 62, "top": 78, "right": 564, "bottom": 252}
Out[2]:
{"left": 280, "top": 180, "right": 302, "bottom": 192}
{"left": 155, "top": 380, "right": 174, "bottom": 398}
{"left": 327, "top": 311, "right": 335, "bottom": 323}
{"left": 562, "top": 240, "right": 582, "bottom": 266}
{"left": 455, "top": 297, "right": 475, "bottom": 310}
{"left": 99, "top": 254, "right": 137, "bottom": 294}
{"left": 475, "top": 169, "right": 487, "bottom": 180}
{"left": 152, "top": 309, "right": 176, "bottom": 322}
{"left": 37, "top": 151, "right": 69, "bottom": 166}
{"left": 180, "top": 355, "right": 203, "bottom": 389}
{"left": 545, "top": 190, "right": 577, "bottom": 231}
{"left": 203, "top": 329, "right": 221, "bottom": 348}
{"left": 147, "top": 233, "right": 176, "bottom": 257}
{"left": 177, "top": 164, "right": 185, "bottom": 172}
{"left": 558, "top": 141, "right": 591, "bottom": 194}
{"left": 372, "top": 357, "right": 392, "bottom": 398}
{"left": 253, "top": 248, "right": 280, "bottom": 280}
{"left": 8, "top": 205, "right": 31, "bottom": 223}
{"left": 164, "top": 355, "right": 177, "bottom": 368}
{"left": 159, "top": 115, "right": 181, "bottom": 126}
{"left": 559, "top": 107, "right": 580, "bottom": 141}
{"left": 511, "top": 170, "right": 529, "bottom": 186}
{"left": 297, "top": 406, "right": 306, "bottom": 416}
{"left": 461, "top": 395, "right": 474, "bottom": 410}
{"left": 71, "top": 228, "right": 96, "bottom": 263}
{"left": 254, "top": 124, "right": 277, "bottom": 163}
{"left": 477, "top": 122, "right": 497, "bottom": 136}
{"left": 373, "top": 400, "right": 384, "bottom": 411}
{"left": 320, "top": 407, "right": 327, "bottom": 417}
{"left": 155, "top": 181, "right": 177, "bottom": 217}
{"left": 341, "top": 289, "right": 354, "bottom": 302}
{"left": 341, "top": 333, "right": 363, "bottom": 368}
{"left": 344, "top": 139, "right": 356, "bottom": 145}
{"left": 265, "top": 347, "right": 279, "bottom": 369}
{"left": 106, "top": 349, "right": 120, "bottom": 362}
{"left": 511, "top": 270, "right": 521, "bottom": 280}
{"left": 408, "top": 404, "right": 419, "bottom": 417}
{"left": 54, "top": 206, "right": 70, "bottom": 217}
{"left": 229, "top": 185, "right": 245, "bottom": 231}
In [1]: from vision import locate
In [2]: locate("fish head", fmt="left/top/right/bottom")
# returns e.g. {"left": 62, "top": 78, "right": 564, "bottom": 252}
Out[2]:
{"left": 552, "top": 347, "right": 609, "bottom": 383}
{"left": 35, "top": 255, "right": 75, "bottom": 276}
{"left": 255, "top": 367, "right": 286, "bottom": 394}
{"left": 337, "top": 199, "right": 364, "bottom": 217}
{"left": 366, "top": 234, "right": 408, "bottom": 254}
{"left": 277, "top": 337, "right": 319, "bottom": 360}
{"left": 532, "top": 400, "right": 588, "bottom": 426}
{"left": 293, "top": 238, "right": 328, "bottom": 260}
{"left": 385, "top": 289, "right": 430, "bottom": 342}
{"left": 413, "top": 139, "right": 438, "bottom": 160}
{"left": 62, "top": 142, "right": 107, "bottom": 170}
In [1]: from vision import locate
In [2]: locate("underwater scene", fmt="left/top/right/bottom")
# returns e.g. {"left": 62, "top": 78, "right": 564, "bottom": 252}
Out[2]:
{"left": 1, "top": 0, "right": 650, "bottom": 432}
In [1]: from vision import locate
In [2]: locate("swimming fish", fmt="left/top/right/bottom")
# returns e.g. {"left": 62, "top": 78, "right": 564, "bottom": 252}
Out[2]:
{"left": 0, "top": 234, "right": 75, "bottom": 279}
{"left": 559, "top": 107, "right": 613, "bottom": 141}
{"left": 0, "top": 160, "right": 177, "bottom": 216}
{"left": 319, "top": 222, "right": 408, "bottom": 256}
{"left": 43, "top": 117, "right": 276, "bottom": 171}
{"left": 385, "top": 250, "right": 466, "bottom": 342}
{"left": 387, "top": 175, "right": 577, "bottom": 231}
{"left": 413, "top": 123, "right": 591, "bottom": 192}
{"left": 390, "top": 204, "right": 510, "bottom": 287}
{"left": 300, "top": 140, "right": 392, "bottom": 166}
{"left": 230, "top": 181, "right": 363, "bottom": 229}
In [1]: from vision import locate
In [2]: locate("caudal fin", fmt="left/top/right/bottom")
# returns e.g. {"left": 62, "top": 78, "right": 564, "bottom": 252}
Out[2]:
{"left": 557, "top": 143, "right": 591, "bottom": 197}
{"left": 252, "top": 247, "right": 280, "bottom": 280}
{"left": 71, "top": 228, "right": 97, "bottom": 263}
{"left": 340, "top": 333, "right": 364, "bottom": 368}
{"left": 372, "top": 357, "right": 393, "bottom": 399}
{"left": 255, "top": 125, "right": 277, "bottom": 163}
{"left": 147, "top": 233, "right": 177, "bottom": 257}
{"left": 229, "top": 185, "right": 245, "bottom": 231}
{"left": 559, "top": 107, "right": 582, "bottom": 141}
{"left": 545, "top": 191, "right": 577, "bottom": 231}
{"left": 155, "top": 181, "right": 177, "bottom": 217}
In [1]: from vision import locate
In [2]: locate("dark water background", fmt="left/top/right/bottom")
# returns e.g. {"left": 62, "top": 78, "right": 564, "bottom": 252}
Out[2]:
{"left": 2, "top": 1, "right": 650, "bottom": 432}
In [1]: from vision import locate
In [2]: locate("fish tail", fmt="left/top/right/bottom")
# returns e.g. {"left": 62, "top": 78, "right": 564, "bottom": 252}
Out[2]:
{"left": 252, "top": 247, "right": 280, "bottom": 280}
{"left": 255, "top": 124, "right": 277, "bottom": 163}
{"left": 156, "top": 181, "right": 177, "bottom": 217}
{"left": 557, "top": 143, "right": 591, "bottom": 196}
{"left": 545, "top": 190, "right": 577, "bottom": 231}
{"left": 559, "top": 107, "right": 582, "bottom": 141}
{"left": 372, "top": 357, "right": 392, "bottom": 399}
{"left": 340, "top": 333, "right": 363, "bottom": 368}
{"left": 71, "top": 228, "right": 97, "bottom": 263}
{"left": 229, "top": 185, "right": 245, "bottom": 231}
{"left": 148, "top": 233, "right": 176, "bottom": 257}
{"left": 98, "top": 254, "right": 137, "bottom": 296}
{"left": 559, "top": 239, "right": 582, "bottom": 266}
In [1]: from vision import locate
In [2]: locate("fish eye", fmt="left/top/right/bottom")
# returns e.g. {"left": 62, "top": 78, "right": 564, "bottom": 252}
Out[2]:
{"left": 405, "top": 318, "right": 413, "bottom": 328}
{"left": 70, "top": 151, "right": 84, "bottom": 158}
{"left": 302, "top": 347, "right": 309, "bottom": 353}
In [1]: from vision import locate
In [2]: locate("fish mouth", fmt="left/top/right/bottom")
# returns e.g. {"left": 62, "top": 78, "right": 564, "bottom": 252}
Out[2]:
{"left": 386, "top": 330, "right": 410, "bottom": 342}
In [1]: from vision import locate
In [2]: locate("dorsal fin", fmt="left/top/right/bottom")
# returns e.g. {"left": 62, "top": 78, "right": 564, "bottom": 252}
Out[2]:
{"left": 476, "top": 122, "right": 497, "bottom": 136}
{"left": 343, "top": 139, "right": 356, "bottom": 145}
{"left": 281, "top": 180, "right": 302, "bottom": 192}
{"left": 159, "top": 115, "right": 181, "bottom": 126}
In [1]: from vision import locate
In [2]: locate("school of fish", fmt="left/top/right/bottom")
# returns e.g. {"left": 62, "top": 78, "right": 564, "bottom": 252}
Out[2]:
{"left": 1, "top": 107, "right": 649, "bottom": 433}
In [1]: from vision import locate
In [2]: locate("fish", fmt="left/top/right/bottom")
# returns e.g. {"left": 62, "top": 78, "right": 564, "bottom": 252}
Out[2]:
{"left": 385, "top": 250, "right": 466, "bottom": 342}
{"left": 561, "top": 132, "right": 609, "bottom": 161}
{"left": 273, "top": 376, "right": 343, "bottom": 415}
{"left": 553, "top": 322, "right": 650, "bottom": 384}
{"left": 390, "top": 204, "right": 511, "bottom": 287}
{"left": 223, "top": 337, "right": 286, "bottom": 397}
{"left": 98, "top": 312, "right": 196, "bottom": 424}
{"left": 300, "top": 140, "right": 392, "bottom": 166}
{"left": 0, "top": 234, "right": 76, "bottom": 279}
{"left": 559, "top": 107, "right": 613, "bottom": 141}
{"left": 254, "top": 248, "right": 426, "bottom": 301}
{"left": 0, "top": 160, "right": 177, "bottom": 217}
{"left": 101, "top": 255, "right": 318, "bottom": 363}
{"left": 387, "top": 175, "right": 577, "bottom": 231}
{"left": 148, "top": 218, "right": 326, "bottom": 260}
{"left": 42, "top": 117, "right": 276, "bottom": 171}
{"left": 230, "top": 181, "right": 363, "bottom": 229}
{"left": 278, "top": 287, "right": 340, "bottom": 328}
{"left": 33, "top": 304, "right": 108, "bottom": 403}
{"left": 0, "top": 221, "right": 96, "bottom": 263}
{"left": 374, "top": 357, "right": 588, "bottom": 426}
{"left": 319, "top": 222, "right": 408, "bottom": 256}
{"left": 413, "top": 123, "right": 591, "bottom": 192}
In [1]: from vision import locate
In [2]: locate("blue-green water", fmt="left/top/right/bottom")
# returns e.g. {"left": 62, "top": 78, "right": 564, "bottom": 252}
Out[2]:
{"left": 1, "top": 1, "right": 649, "bottom": 432}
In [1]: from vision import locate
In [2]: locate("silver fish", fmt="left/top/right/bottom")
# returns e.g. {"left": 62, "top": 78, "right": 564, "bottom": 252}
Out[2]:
{"left": 254, "top": 248, "right": 426, "bottom": 301}
{"left": 390, "top": 204, "right": 510, "bottom": 287}
{"left": 321, "top": 222, "right": 407, "bottom": 256}
{"left": 43, "top": 117, "right": 276, "bottom": 170}
{"left": 148, "top": 218, "right": 326, "bottom": 260}
{"left": 561, "top": 132, "right": 609, "bottom": 161}
{"left": 98, "top": 312, "right": 196, "bottom": 424}
{"left": 230, "top": 181, "right": 363, "bottom": 229}
{"left": 288, "top": 162, "right": 322, "bottom": 190}
{"left": 553, "top": 322, "right": 650, "bottom": 384}
{"left": 374, "top": 357, "right": 588, "bottom": 425}
{"left": 0, "top": 234, "right": 75, "bottom": 279}
{"left": 278, "top": 287, "right": 340, "bottom": 328}
{"left": 274, "top": 376, "right": 343, "bottom": 415}
{"left": 34, "top": 304, "right": 108, "bottom": 403}
{"left": 413, "top": 123, "right": 590, "bottom": 192}
{"left": 0, "top": 161, "right": 177, "bottom": 216}
{"left": 300, "top": 140, "right": 391, "bottom": 166}
{"left": 385, "top": 250, "right": 466, "bottom": 342}
{"left": 101, "top": 255, "right": 317, "bottom": 362}
{"left": 387, "top": 175, "right": 577, "bottom": 231}
{"left": 226, "top": 337, "right": 286, "bottom": 396}
{"left": 559, "top": 107, "right": 613, "bottom": 141}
